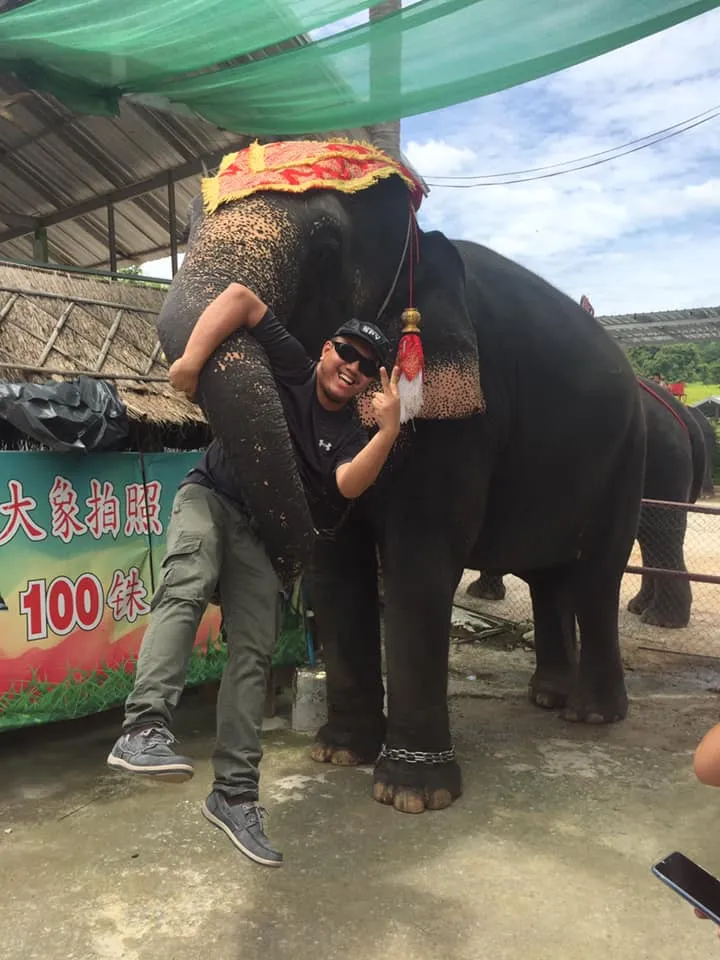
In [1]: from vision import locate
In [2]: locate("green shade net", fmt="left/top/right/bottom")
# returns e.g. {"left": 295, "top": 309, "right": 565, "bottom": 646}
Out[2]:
{"left": 0, "top": 0, "right": 718, "bottom": 133}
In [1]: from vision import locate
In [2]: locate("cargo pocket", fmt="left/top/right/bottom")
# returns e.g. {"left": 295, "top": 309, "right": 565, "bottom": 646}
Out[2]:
{"left": 159, "top": 534, "right": 210, "bottom": 601}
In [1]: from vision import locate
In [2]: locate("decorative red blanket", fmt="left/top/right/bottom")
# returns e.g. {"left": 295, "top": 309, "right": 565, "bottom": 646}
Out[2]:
{"left": 202, "top": 139, "right": 424, "bottom": 215}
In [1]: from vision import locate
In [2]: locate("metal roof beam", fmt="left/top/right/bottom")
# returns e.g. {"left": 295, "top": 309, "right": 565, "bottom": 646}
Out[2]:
{"left": 0, "top": 211, "right": 37, "bottom": 227}
{"left": 0, "top": 144, "right": 247, "bottom": 245}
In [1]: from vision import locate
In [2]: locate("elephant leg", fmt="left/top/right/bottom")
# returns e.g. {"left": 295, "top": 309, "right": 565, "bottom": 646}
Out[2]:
{"left": 563, "top": 564, "right": 628, "bottom": 724}
{"left": 627, "top": 571, "right": 656, "bottom": 616}
{"left": 527, "top": 568, "right": 577, "bottom": 710}
{"left": 627, "top": 530, "right": 656, "bottom": 615}
{"left": 466, "top": 571, "right": 506, "bottom": 601}
{"left": 638, "top": 507, "right": 692, "bottom": 628}
{"left": 368, "top": 419, "right": 484, "bottom": 813}
{"left": 309, "top": 508, "right": 385, "bottom": 766}
{"left": 372, "top": 519, "right": 469, "bottom": 814}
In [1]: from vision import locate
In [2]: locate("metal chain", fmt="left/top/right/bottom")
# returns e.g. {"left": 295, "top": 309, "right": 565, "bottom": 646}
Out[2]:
{"left": 377, "top": 744, "right": 456, "bottom": 765}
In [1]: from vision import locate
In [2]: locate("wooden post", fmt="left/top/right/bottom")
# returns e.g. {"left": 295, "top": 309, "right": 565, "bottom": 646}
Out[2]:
{"left": 107, "top": 202, "right": 118, "bottom": 273}
{"left": 367, "top": 1, "right": 401, "bottom": 158}
{"left": 32, "top": 226, "right": 49, "bottom": 263}
{"left": 167, "top": 172, "right": 178, "bottom": 276}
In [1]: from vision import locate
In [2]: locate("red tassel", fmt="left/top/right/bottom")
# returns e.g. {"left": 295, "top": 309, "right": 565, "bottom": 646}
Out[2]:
{"left": 397, "top": 307, "right": 424, "bottom": 422}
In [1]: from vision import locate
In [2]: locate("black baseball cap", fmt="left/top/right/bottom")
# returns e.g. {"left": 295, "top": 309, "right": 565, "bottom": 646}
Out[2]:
{"left": 333, "top": 318, "right": 390, "bottom": 363}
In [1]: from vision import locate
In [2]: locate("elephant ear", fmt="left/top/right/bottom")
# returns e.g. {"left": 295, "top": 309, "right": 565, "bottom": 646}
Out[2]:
{"left": 358, "top": 230, "right": 485, "bottom": 425}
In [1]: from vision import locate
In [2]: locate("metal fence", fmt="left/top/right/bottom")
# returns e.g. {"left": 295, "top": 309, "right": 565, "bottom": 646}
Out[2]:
{"left": 457, "top": 499, "right": 720, "bottom": 648}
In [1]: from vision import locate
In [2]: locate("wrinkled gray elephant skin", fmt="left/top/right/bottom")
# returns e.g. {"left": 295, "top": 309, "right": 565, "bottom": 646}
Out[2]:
{"left": 158, "top": 177, "right": 645, "bottom": 813}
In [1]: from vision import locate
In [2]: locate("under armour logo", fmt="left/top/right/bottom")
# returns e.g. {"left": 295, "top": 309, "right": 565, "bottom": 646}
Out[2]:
{"left": 318, "top": 439, "right": 333, "bottom": 452}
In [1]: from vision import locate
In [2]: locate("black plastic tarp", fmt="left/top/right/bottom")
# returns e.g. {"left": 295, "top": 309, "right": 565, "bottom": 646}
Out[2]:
{"left": 0, "top": 376, "right": 129, "bottom": 451}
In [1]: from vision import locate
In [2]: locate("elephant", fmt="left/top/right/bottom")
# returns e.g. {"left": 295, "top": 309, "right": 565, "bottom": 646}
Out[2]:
{"left": 157, "top": 145, "right": 645, "bottom": 814}
{"left": 468, "top": 379, "right": 706, "bottom": 628}
{"left": 627, "top": 380, "right": 705, "bottom": 627}
{"left": 687, "top": 405, "right": 716, "bottom": 498}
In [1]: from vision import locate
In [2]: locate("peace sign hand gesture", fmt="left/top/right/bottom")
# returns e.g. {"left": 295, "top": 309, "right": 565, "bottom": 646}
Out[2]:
{"left": 371, "top": 365, "right": 401, "bottom": 438}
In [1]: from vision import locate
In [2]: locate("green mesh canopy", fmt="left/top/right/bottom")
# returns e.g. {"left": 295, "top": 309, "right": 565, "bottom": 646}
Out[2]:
{"left": 0, "top": 0, "right": 717, "bottom": 133}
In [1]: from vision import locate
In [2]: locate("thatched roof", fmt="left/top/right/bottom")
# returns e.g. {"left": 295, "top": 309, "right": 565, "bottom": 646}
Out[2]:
{"left": 0, "top": 260, "right": 208, "bottom": 447}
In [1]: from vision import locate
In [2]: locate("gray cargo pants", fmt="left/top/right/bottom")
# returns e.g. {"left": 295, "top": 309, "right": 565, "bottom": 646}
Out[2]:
{"left": 123, "top": 482, "right": 279, "bottom": 800}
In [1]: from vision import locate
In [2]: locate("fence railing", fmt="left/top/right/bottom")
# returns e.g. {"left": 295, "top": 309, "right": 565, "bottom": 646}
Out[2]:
{"left": 459, "top": 498, "right": 720, "bottom": 643}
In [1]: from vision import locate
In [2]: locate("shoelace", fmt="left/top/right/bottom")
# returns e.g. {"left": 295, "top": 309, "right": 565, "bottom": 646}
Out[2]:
{"left": 240, "top": 802, "right": 268, "bottom": 828}
{"left": 139, "top": 726, "right": 177, "bottom": 745}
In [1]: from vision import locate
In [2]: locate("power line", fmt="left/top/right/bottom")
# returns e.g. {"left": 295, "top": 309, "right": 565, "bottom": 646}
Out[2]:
{"left": 424, "top": 103, "right": 720, "bottom": 180}
{"left": 422, "top": 105, "right": 720, "bottom": 188}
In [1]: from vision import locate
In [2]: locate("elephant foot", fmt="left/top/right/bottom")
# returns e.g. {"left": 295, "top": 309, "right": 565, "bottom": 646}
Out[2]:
{"left": 640, "top": 607, "right": 690, "bottom": 629}
{"left": 310, "top": 722, "right": 383, "bottom": 767}
{"left": 561, "top": 685, "right": 628, "bottom": 724}
{"left": 627, "top": 594, "right": 650, "bottom": 616}
{"left": 310, "top": 743, "right": 370, "bottom": 766}
{"left": 466, "top": 575, "right": 506, "bottom": 602}
{"left": 372, "top": 756, "right": 462, "bottom": 814}
{"left": 528, "top": 669, "right": 574, "bottom": 710}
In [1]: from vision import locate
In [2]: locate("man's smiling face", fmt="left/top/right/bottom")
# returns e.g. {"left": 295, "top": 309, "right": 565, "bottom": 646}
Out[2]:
{"left": 315, "top": 336, "right": 377, "bottom": 409}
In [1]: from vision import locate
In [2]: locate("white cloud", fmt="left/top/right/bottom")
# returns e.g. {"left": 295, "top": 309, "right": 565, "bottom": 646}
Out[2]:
{"left": 403, "top": 8, "right": 720, "bottom": 315}
{"left": 401, "top": 139, "right": 475, "bottom": 176}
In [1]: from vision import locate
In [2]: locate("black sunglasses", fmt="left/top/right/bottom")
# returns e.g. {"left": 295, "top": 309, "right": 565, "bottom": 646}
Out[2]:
{"left": 331, "top": 340, "right": 379, "bottom": 378}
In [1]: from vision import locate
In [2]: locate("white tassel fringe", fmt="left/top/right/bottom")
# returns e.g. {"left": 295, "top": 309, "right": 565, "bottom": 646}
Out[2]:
{"left": 398, "top": 372, "right": 424, "bottom": 423}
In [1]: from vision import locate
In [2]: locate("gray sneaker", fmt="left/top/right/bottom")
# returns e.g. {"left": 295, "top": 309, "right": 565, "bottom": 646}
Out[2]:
{"left": 106, "top": 726, "right": 194, "bottom": 782}
{"left": 201, "top": 791, "right": 283, "bottom": 867}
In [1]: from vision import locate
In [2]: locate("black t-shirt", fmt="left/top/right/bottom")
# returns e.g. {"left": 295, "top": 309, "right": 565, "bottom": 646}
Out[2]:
{"left": 182, "top": 311, "right": 368, "bottom": 532}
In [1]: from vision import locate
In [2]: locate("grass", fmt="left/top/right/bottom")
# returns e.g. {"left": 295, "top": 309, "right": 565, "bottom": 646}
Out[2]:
{"left": 0, "top": 631, "right": 228, "bottom": 732}
{"left": 684, "top": 382, "right": 720, "bottom": 404}
{"left": 0, "top": 615, "right": 309, "bottom": 732}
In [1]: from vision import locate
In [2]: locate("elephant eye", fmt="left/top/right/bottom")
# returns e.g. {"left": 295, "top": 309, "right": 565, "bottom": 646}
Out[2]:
{"left": 310, "top": 233, "right": 342, "bottom": 275}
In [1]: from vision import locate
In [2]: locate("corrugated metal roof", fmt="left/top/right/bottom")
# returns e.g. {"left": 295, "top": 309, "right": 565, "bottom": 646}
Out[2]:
{"left": 0, "top": 47, "right": 377, "bottom": 274}
{"left": 0, "top": 73, "right": 253, "bottom": 269}
{"left": 599, "top": 306, "right": 720, "bottom": 346}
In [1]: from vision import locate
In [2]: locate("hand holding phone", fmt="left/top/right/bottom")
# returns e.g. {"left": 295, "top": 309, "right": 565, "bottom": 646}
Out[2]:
{"left": 652, "top": 851, "right": 720, "bottom": 925}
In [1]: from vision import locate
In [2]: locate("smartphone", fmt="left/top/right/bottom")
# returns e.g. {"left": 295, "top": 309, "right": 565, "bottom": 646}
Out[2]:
{"left": 652, "top": 851, "right": 720, "bottom": 924}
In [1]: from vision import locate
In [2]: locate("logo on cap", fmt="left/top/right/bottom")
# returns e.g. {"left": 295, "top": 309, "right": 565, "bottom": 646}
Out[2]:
{"left": 360, "top": 323, "right": 382, "bottom": 342}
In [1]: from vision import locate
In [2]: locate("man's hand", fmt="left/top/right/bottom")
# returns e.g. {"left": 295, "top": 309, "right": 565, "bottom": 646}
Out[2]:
{"left": 335, "top": 365, "right": 401, "bottom": 500}
{"left": 168, "top": 355, "right": 201, "bottom": 400}
{"left": 694, "top": 908, "right": 720, "bottom": 940}
{"left": 371, "top": 365, "right": 401, "bottom": 436}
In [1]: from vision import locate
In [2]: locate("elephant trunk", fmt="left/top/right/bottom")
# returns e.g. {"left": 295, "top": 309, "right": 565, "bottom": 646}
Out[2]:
{"left": 157, "top": 199, "right": 314, "bottom": 587}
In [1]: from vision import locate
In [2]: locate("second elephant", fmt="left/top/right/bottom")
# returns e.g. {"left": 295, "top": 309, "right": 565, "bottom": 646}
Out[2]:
{"left": 468, "top": 378, "right": 706, "bottom": 628}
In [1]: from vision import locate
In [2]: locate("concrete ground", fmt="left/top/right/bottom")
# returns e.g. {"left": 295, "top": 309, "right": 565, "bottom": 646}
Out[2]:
{"left": 2, "top": 639, "right": 720, "bottom": 960}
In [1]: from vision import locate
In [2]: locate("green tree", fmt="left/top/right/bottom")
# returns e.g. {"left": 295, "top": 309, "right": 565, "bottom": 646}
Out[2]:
{"left": 654, "top": 344, "right": 702, "bottom": 381}
{"left": 625, "top": 346, "right": 659, "bottom": 377}
{"left": 117, "top": 264, "right": 169, "bottom": 291}
{"left": 626, "top": 341, "right": 720, "bottom": 383}
{"left": 701, "top": 360, "right": 720, "bottom": 384}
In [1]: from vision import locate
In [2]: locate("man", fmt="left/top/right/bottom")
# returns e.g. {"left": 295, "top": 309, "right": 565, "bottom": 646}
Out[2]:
{"left": 107, "top": 282, "right": 401, "bottom": 868}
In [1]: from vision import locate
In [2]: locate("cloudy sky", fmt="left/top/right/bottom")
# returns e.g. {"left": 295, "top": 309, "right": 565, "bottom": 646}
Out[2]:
{"left": 403, "top": 6, "right": 720, "bottom": 316}
{"left": 147, "top": 7, "right": 720, "bottom": 317}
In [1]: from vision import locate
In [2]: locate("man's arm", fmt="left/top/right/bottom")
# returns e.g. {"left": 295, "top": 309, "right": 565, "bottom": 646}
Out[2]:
{"left": 335, "top": 367, "right": 400, "bottom": 500}
{"left": 169, "top": 283, "right": 268, "bottom": 398}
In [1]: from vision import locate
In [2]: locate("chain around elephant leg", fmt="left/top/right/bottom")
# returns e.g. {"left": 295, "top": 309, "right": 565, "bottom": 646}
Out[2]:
{"left": 372, "top": 745, "right": 462, "bottom": 813}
